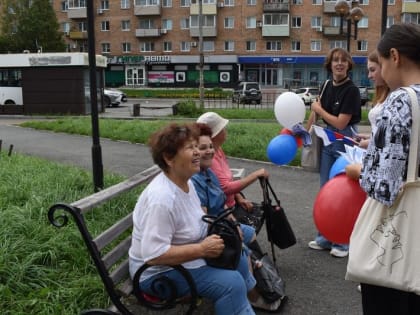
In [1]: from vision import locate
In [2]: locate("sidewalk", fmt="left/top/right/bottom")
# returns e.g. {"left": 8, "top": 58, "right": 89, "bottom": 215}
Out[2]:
{"left": 0, "top": 116, "right": 363, "bottom": 315}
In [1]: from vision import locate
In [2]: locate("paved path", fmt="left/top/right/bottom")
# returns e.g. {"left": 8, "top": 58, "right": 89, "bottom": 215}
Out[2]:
{"left": 0, "top": 115, "right": 364, "bottom": 315}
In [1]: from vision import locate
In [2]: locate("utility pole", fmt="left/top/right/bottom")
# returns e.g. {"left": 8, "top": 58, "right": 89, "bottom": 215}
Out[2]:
{"left": 198, "top": 0, "right": 204, "bottom": 109}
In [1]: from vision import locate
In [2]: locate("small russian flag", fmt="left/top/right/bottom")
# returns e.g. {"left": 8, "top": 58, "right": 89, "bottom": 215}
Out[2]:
{"left": 312, "top": 125, "right": 358, "bottom": 146}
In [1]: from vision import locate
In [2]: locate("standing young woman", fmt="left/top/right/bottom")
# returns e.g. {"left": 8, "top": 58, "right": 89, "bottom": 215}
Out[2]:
{"left": 306, "top": 48, "right": 361, "bottom": 258}
{"left": 347, "top": 23, "right": 420, "bottom": 314}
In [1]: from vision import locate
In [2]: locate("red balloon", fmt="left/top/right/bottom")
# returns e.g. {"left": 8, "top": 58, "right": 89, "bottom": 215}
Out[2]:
{"left": 279, "top": 128, "right": 303, "bottom": 147}
{"left": 313, "top": 174, "right": 367, "bottom": 244}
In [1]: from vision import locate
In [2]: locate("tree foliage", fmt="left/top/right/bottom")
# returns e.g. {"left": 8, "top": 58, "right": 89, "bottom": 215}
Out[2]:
{"left": 0, "top": 0, "right": 65, "bottom": 53}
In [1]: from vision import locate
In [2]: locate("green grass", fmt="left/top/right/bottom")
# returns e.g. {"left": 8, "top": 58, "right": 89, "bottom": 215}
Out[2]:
{"left": 0, "top": 152, "right": 142, "bottom": 315}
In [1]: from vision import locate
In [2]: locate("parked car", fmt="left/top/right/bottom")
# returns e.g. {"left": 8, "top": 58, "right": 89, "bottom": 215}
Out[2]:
{"left": 104, "top": 88, "right": 127, "bottom": 107}
{"left": 358, "top": 86, "right": 369, "bottom": 106}
{"left": 295, "top": 87, "right": 319, "bottom": 105}
{"left": 232, "top": 82, "right": 262, "bottom": 104}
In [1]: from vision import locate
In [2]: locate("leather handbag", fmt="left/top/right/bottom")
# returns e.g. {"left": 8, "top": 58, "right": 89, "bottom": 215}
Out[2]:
{"left": 346, "top": 87, "right": 420, "bottom": 294}
{"left": 202, "top": 208, "right": 242, "bottom": 270}
{"left": 260, "top": 178, "right": 296, "bottom": 250}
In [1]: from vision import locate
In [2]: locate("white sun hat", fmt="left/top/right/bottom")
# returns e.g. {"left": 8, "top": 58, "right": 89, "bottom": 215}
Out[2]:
{"left": 197, "top": 112, "right": 229, "bottom": 138}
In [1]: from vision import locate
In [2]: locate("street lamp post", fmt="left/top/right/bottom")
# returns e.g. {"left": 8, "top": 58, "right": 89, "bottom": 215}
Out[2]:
{"left": 335, "top": 0, "right": 364, "bottom": 52}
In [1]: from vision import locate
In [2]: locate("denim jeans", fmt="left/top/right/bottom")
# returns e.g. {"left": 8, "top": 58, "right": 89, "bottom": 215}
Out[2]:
{"left": 315, "top": 124, "right": 356, "bottom": 251}
{"left": 140, "top": 250, "right": 256, "bottom": 315}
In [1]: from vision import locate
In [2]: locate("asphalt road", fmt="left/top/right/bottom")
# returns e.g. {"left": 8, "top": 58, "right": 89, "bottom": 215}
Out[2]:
{"left": 0, "top": 114, "right": 364, "bottom": 315}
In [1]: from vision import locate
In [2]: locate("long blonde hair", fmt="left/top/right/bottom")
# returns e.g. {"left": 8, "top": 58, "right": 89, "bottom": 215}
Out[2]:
{"left": 368, "top": 50, "right": 390, "bottom": 105}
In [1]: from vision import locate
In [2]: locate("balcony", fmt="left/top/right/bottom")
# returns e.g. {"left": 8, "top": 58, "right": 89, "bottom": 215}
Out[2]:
{"left": 263, "top": 0, "right": 290, "bottom": 12}
{"left": 190, "top": 3, "right": 217, "bottom": 15}
{"left": 323, "top": 0, "right": 338, "bottom": 13}
{"left": 67, "top": 7, "right": 87, "bottom": 19}
{"left": 134, "top": 5, "right": 161, "bottom": 15}
{"left": 322, "top": 25, "right": 341, "bottom": 36}
{"left": 190, "top": 26, "right": 217, "bottom": 37}
{"left": 69, "top": 31, "right": 88, "bottom": 39}
{"left": 135, "top": 28, "right": 160, "bottom": 37}
{"left": 262, "top": 25, "right": 289, "bottom": 37}
{"left": 402, "top": 1, "right": 420, "bottom": 13}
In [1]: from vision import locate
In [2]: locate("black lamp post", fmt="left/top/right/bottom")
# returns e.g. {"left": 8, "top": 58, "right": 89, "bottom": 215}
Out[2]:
{"left": 335, "top": 0, "right": 364, "bottom": 52}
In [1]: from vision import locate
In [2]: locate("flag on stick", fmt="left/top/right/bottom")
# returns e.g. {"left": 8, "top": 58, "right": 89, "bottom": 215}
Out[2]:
{"left": 312, "top": 125, "right": 358, "bottom": 146}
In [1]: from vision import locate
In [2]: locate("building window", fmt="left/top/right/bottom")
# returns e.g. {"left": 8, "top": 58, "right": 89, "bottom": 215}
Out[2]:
{"left": 311, "top": 40, "right": 321, "bottom": 51}
{"left": 329, "top": 40, "right": 346, "bottom": 49}
{"left": 311, "top": 16, "right": 322, "bottom": 30}
{"left": 101, "top": 43, "right": 110, "bottom": 53}
{"left": 163, "top": 41, "right": 172, "bottom": 52}
{"left": 135, "top": 0, "right": 159, "bottom": 5}
{"left": 140, "top": 19, "right": 155, "bottom": 28}
{"left": 291, "top": 40, "right": 301, "bottom": 52}
{"left": 357, "top": 40, "right": 368, "bottom": 51}
{"left": 78, "top": 21, "right": 87, "bottom": 32}
{"left": 181, "top": 0, "right": 190, "bottom": 6}
{"left": 388, "top": 0, "right": 395, "bottom": 5}
{"left": 224, "top": 17, "right": 234, "bottom": 28}
{"left": 190, "top": 15, "right": 215, "bottom": 27}
{"left": 62, "top": 22, "right": 71, "bottom": 33}
{"left": 264, "top": 13, "right": 289, "bottom": 25}
{"left": 358, "top": 17, "right": 368, "bottom": 28}
{"left": 224, "top": 40, "right": 234, "bottom": 51}
{"left": 292, "top": 0, "right": 302, "bottom": 4}
{"left": 140, "top": 42, "right": 154, "bottom": 52}
{"left": 312, "top": 0, "right": 321, "bottom": 4}
{"left": 246, "top": 40, "right": 256, "bottom": 51}
{"left": 101, "top": 21, "right": 110, "bottom": 31}
{"left": 386, "top": 16, "right": 394, "bottom": 28}
{"left": 121, "top": 0, "right": 130, "bottom": 8}
{"left": 359, "top": 0, "right": 369, "bottom": 4}
{"left": 246, "top": 17, "right": 257, "bottom": 28}
{"left": 181, "top": 41, "right": 191, "bottom": 51}
{"left": 181, "top": 18, "right": 189, "bottom": 29}
{"left": 402, "top": 13, "right": 420, "bottom": 24}
{"left": 121, "top": 20, "right": 130, "bottom": 31}
{"left": 224, "top": 0, "right": 234, "bottom": 6}
{"left": 203, "top": 41, "right": 215, "bottom": 51}
{"left": 291, "top": 16, "right": 301, "bottom": 28}
{"left": 162, "top": 0, "right": 172, "bottom": 7}
{"left": 122, "top": 42, "right": 131, "bottom": 53}
{"left": 100, "top": 0, "right": 109, "bottom": 9}
{"left": 162, "top": 19, "right": 173, "bottom": 30}
{"left": 68, "top": 0, "right": 86, "bottom": 9}
{"left": 266, "top": 41, "right": 282, "bottom": 51}
{"left": 331, "top": 16, "right": 341, "bottom": 27}
{"left": 247, "top": 0, "right": 256, "bottom": 5}
{"left": 61, "top": 1, "right": 68, "bottom": 11}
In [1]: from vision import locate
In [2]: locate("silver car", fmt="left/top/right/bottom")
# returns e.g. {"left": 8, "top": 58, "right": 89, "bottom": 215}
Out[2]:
{"left": 103, "top": 88, "right": 127, "bottom": 107}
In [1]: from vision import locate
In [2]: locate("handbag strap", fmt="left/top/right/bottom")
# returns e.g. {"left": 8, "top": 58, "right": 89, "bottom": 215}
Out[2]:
{"left": 259, "top": 178, "right": 281, "bottom": 208}
{"left": 402, "top": 87, "right": 420, "bottom": 183}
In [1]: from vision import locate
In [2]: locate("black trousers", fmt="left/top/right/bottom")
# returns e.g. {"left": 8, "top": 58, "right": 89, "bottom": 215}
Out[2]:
{"left": 361, "top": 283, "right": 420, "bottom": 315}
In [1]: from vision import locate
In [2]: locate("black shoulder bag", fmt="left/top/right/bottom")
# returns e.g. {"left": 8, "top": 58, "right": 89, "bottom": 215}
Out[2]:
{"left": 202, "top": 208, "right": 242, "bottom": 270}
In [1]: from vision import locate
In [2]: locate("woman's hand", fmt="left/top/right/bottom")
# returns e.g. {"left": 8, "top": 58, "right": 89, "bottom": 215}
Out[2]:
{"left": 311, "top": 99, "right": 323, "bottom": 117}
{"left": 200, "top": 234, "right": 224, "bottom": 258}
{"left": 236, "top": 194, "right": 253, "bottom": 212}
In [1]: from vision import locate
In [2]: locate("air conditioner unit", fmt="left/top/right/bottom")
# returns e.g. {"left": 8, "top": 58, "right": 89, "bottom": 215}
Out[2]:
{"left": 316, "top": 26, "right": 322, "bottom": 32}
{"left": 176, "top": 72, "right": 186, "bottom": 82}
{"left": 257, "top": 22, "right": 263, "bottom": 27}
{"left": 220, "top": 72, "right": 230, "bottom": 83}
{"left": 190, "top": 41, "right": 197, "bottom": 47}
{"left": 161, "top": 29, "right": 167, "bottom": 34}
{"left": 97, "top": 8, "right": 103, "bottom": 14}
{"left": 217, "top": 2, "right": 224, "bottom": 7}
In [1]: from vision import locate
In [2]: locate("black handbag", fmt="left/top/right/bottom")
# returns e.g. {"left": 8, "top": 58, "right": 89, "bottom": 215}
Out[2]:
{"left": 202, "top": 208, "right": 242, "bottom": 270}
{"left": 260, "top": 178, "right": 296, "bottom": 250}
{"left": 251, "top": 252, "right": 287, "bottom": 303}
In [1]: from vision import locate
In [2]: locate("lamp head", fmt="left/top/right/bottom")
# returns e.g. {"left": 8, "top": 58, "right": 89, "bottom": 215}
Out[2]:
{"left": 350, "top": 7, "right": 364, "bottom": 22}
{"left": 335, "top": 0, "right": 350, "bottom": 16}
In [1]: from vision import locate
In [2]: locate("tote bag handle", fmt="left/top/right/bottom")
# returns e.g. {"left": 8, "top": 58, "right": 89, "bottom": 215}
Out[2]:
{"left": 403, "top": 87, "right": 420, "bottom": 183}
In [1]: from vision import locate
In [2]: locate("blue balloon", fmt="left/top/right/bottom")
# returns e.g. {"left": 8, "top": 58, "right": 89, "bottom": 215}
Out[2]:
{"left": 329, "top": 156, "right": 350, "bottom": 179}
{"left": 267, "top": 134, "right": 298, "bottom": 165}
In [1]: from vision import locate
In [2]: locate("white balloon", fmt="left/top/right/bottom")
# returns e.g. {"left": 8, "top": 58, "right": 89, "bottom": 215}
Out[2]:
{"left": 274, "top": 92, "right": 306, "bottom": 128}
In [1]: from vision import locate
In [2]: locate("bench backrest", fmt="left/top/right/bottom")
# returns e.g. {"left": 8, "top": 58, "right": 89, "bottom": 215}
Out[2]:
{"left": 48, "top": 165, "right": 161, "bottom": 314}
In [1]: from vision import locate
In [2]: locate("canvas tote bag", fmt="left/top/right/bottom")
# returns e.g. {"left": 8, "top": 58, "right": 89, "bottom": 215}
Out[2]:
{"left": 346, "top": 87, "right": 420, "bottom": 294}
{"left": 301, "top": 80, "right": 329, "bottom": 172}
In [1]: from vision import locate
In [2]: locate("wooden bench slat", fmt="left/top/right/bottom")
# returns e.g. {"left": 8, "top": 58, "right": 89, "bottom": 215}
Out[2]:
{"left": 110, "top": 258, "right": 130, "bottom": 285}
{"left": 102, "top": 236, "right": 132, "bottom": 269}
{"left": 94, "top": 213, "right": 133, "bottom": 251}
{"left": 72, "top": 165, "right": 160, "bottom": 214}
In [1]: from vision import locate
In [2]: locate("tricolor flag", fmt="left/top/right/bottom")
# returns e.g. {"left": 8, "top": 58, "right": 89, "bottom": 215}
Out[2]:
{"left": 312, "top": 125, "right": 358, "bottom": 146}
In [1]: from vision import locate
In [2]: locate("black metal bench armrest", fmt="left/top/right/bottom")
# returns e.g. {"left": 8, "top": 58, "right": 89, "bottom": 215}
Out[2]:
{"left": 132, "top": 263, "right": 198, "bottom": 315}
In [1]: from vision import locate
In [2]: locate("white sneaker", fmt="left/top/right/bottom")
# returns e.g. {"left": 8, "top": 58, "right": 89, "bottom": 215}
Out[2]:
{"left": 308, "top": 240, "right": 327, "bottom": 250}
{"left": 330, "top": 247, "right": 349, "bottom": 258}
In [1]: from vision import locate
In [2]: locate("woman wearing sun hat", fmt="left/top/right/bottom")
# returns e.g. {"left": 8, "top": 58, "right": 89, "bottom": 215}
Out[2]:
{"left": 197, "top": 112, "right": 268, "bottom": 231}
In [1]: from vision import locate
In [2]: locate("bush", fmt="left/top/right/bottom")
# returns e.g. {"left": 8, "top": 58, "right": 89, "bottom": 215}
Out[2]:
{"left": 176, "top": 99, "right": 204, "bottom": 116}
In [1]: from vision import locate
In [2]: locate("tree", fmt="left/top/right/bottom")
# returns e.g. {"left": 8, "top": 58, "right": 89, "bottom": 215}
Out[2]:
{"left": 0, "top": 0, "right": 65, "bottom": 53}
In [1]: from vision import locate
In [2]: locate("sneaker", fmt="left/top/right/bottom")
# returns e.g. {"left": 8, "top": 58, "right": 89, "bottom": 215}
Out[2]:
{"left": 251, "top": 295, "right": 283, "bottom": 313}
{"left": 357, "top": 284, "right": 362, "bottom": 293}
{"left": 330, "top": 247, "right": 349, "bottom": 258}
{"left": 308, "top": 240, "right": 328, "bottom": 250}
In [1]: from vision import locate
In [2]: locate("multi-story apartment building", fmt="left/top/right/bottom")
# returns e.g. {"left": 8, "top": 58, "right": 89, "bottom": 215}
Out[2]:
{"left": 52, "top": 0, "right": 418, "bottom": 88}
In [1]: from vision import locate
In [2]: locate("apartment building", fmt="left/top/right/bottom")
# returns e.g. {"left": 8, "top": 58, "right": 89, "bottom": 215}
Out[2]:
{"left": 52, "top": 0, "right": 418, "bottom": 88}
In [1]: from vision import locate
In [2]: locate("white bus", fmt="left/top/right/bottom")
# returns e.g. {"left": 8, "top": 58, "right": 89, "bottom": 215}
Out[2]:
{"left": 0, "top": 69, "right": 23, "bottom": 105}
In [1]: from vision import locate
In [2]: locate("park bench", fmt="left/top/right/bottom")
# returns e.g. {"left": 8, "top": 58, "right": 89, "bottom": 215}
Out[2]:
{"left": 132, "top": 103, "right": 178, "bottom": 117}
{"left": 48, "top": 165, "right": 245, "bottom": 315}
